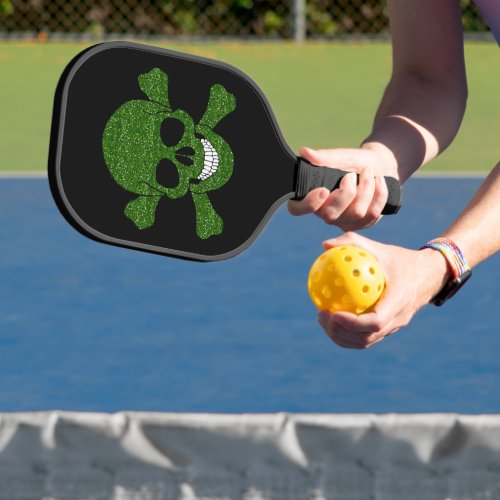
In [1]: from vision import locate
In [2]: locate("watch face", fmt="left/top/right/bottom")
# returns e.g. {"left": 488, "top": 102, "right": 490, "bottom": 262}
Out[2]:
{"left": 432, "top": 269, "right": 472, "bottom": 306}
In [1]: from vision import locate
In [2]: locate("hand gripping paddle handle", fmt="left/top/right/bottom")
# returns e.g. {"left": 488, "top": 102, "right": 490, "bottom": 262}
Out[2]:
{"left": 293, "top": 157, "right": 402, "bottom": 215}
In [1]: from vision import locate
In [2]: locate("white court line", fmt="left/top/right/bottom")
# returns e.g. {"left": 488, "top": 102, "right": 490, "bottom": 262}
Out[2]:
{"left": 0, "top": 171, "right": 47, "bottom": 178}
{"left": 414, "top": 170, "right": 487, "bottom": 178}
{"left": 0, "top": 170, "right": 489, "bottom": 179}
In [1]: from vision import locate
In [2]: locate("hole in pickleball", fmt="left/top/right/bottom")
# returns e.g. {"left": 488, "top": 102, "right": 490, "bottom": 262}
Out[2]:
{"left": 362, "top": 286, "right": 369, "bottom": 293}
{"left": 369, "top": 267, "right": 376, "bottom": 275}
{"left": 156, "top": 158, "right": 179, "bottom": 188}
{"left": 352, "top": 269, "right": 360, "bottom": 277}
{"left": 313, "top": 271, "right": 322, "bottom": 282}
{"left": 161, "top": 118, "right": 185, "bottom": 147}
{"left": 359, "top": 252, "right": 367, "bottom": 257}
{"left": 322, "top": 286, "right": 332, "bottom": 298}
{"left": 344, "top": 256, "right": 352, "bottom": 262}
{"left": 334, "top": 277, "right": 344, "bottom": 287}
{"left": 378, "top": 284, "right": 382, "bottom": 291}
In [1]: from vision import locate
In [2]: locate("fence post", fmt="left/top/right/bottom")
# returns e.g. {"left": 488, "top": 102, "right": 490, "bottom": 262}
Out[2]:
{"left": 292, "top": 0, "right": 306, "bottom": 42}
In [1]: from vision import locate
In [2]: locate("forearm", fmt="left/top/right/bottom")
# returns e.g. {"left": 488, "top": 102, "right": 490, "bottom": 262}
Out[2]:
{"left": 360, "top": 0, "right": 467, "bottom": 183}
{"left": 418, "top": 162, "right": 500, "bottom": 303}
{"left": 441, "top": 162, "right": 500, "bottom": 267}
{"left": 362, "top": 73, "right": 467, "bottom": 182}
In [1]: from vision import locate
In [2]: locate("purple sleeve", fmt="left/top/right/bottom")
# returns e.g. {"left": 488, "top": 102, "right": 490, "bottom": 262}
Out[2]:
{"left": 473, "top": 0, "right": 500, "bottom": 45}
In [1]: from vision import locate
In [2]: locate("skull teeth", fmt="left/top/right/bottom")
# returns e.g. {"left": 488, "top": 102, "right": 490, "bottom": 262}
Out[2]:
{"left": 197, "top": 138, "right": 219, "bottom": 181}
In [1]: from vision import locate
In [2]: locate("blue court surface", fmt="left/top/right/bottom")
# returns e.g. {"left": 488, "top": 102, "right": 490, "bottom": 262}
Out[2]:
{"left": 0, "top": 176, "right": 498, "bottom": 413}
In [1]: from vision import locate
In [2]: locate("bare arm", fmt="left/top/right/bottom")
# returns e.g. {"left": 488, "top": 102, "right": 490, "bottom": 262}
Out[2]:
{"left": 363, "top": 0, "right": 468, "bottom": 181}
{"left": 289, "top": 0, "right": 468, "bottom": 228}
{"left": 441, "top": 162, "right": 500, "bottom": 267}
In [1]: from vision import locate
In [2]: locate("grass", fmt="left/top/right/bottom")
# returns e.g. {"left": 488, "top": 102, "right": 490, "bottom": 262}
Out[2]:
{"left": 0, "top": 40, "right": 497, "bottom": 172}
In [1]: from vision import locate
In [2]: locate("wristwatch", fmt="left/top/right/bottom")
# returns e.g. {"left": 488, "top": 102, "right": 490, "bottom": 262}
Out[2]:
{"left": 421, "top": 238, "right": 472, "bottom": 306}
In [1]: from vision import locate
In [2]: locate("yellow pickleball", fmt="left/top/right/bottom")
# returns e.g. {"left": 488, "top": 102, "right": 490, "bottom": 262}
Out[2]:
{"left": 308, "top": 245, "right": 385, "bottom": 314}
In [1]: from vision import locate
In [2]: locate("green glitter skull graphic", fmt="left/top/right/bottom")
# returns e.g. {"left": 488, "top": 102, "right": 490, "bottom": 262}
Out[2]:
{"left": 102, "top": 68, "right": 236, "bottom": 239}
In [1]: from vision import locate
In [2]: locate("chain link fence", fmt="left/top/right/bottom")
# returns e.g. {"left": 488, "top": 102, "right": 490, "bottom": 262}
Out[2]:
{"left": 0, "top": 0, "right": 491, "bottom": 40}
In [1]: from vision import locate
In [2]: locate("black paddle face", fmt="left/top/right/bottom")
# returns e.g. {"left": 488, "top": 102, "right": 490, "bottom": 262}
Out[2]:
{"left": 49, "top": 42, "right": 296, "bottom": 261}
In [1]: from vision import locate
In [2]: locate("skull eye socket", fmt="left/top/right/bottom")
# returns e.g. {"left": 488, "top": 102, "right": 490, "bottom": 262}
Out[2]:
{"left": 161, "top": 118, "right": 185, "bottom": 147}
{"left": 156, "top": 158, "right": 179, "bottom": 188}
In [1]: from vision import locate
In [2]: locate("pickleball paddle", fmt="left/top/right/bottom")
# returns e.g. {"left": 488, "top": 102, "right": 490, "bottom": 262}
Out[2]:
{"left": 49, "top": 41, "right": 401, "bottom": 261}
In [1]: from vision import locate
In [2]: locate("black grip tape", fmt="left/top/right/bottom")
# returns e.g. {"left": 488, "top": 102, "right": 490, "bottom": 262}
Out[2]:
{"left": 293, "top": 157, "right": 402, "bottom": 215}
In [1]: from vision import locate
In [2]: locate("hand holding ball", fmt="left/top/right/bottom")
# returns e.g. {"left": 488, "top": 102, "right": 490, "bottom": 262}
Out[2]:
{"left": 308, "top": 245, "right": 385, "bottom": 314}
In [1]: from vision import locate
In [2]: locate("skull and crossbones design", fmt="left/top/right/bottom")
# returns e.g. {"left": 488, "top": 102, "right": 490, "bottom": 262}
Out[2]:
{"left": 102, "top": 67, "right": 236, "bottom": 240}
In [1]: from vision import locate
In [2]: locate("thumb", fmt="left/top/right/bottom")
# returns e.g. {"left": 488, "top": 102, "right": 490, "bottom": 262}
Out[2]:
{"left": 299, "top": 147, "right": 365, "bottom": 170}
{"left": 321, "top": 233, "right": 388, "bottom": 272}
{"left": 322, "top": 231, "right": 367, "bottom": 250}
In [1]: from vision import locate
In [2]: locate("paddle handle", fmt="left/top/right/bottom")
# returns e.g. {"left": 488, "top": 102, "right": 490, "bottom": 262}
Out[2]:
{"left": 293, "top": 157, "right": 402, "bottom": 215}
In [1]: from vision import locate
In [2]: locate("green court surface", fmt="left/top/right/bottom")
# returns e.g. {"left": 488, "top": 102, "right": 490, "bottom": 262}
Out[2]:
{"left": 0, "top": 40, "right": 497, "bottom": 173}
